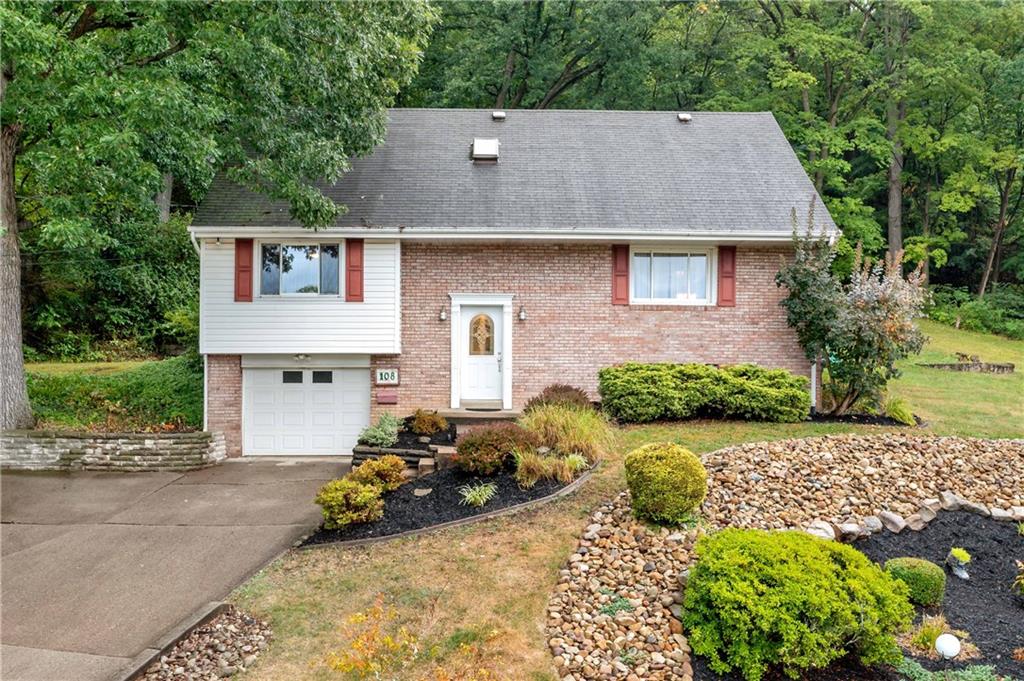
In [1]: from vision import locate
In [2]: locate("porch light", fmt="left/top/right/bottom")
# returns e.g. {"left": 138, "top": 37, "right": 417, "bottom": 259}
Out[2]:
{"left": 439, "top": 307, "right": 447, "bottom": 322}
{"left": 518, "top": 307, "right": 527, "bottom": 321}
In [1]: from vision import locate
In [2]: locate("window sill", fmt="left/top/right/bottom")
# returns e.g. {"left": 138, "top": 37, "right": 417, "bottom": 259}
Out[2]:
{"left": 627, "top": 303, "right": 717, "bottom": 311}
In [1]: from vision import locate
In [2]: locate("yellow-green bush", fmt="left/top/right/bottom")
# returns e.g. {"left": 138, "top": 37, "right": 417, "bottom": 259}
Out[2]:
{"left": 624, "top": 443, "right": 706, "bottom": 525}
{"left": 348, "top": 455, "right": 407, "bottom": 492}
{"left": 683, "top": 529, "right": 913, "bottom": 681}
{"left": 409, "top": 409, "right": 448, "bottom": 436}
{"left": 517, "top": 403, "right": 613, "bottom": 463}
{"left": 885, "top": 557, "right": 946, "bottom": 606}
{"left": 314, "top": 479, "right": 384, "bottom": 530}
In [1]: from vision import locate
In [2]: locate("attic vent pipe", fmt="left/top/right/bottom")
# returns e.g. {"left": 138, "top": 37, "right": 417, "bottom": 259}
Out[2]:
{"left": 492, "top": 111, "right": 506, "bottom": 121}
{"left": 678, "top": 113, "right": 692, "bottom": 123}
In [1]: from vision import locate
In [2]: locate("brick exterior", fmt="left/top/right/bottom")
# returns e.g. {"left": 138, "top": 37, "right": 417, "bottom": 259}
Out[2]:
{"left": 207, "top": 354, "right": 242, "bottom": 457}
{"left": 370, "top": 243, "right": 812, "bottom": 416}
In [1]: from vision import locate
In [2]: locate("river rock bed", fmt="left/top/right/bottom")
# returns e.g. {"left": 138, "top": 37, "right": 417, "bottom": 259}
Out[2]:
{"left": 142, "top": 606, "right": 271, "bottom": 680}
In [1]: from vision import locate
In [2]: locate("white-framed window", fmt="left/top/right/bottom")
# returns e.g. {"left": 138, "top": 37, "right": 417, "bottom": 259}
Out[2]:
{"left": 259, "top": 242, "right": 341, "bottom": 296}
{"left": 630, "top": 247, "right": 714, "bottom": 304}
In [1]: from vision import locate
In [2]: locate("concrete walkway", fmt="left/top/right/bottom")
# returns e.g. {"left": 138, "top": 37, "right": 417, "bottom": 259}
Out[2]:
{"left": 1, "top": 458, "right": 346, "bottom": 681}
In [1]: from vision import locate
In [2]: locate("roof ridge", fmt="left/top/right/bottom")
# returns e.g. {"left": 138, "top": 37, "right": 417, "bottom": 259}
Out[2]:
{"left": 388, "top": 108, "right": 774, "bottom": 116}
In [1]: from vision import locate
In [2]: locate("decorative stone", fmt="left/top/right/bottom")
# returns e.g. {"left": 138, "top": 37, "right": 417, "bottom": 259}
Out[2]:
{"left": 1012, "top": 506, "right": 1024, "bottom": 521}
{"left": 861, "top": 516, "right": 883, "bottom": 534}
{"left": 878, "top": 511, "right": 907, "bottom": 533}
{"left": 805, "top": 520, "right": 836, "bottom": 541}
{"left": 905, "top": 514, "right": 927, "bottom": 531}
{"left": 838, "top": 523, "right": 864, "bottom": 541}
{"left": 939, "top": 490, "right": 963, "bottom": 511}
{"left": 990, "top": 507, "right": 1014, "bottom": 521}
{"left": 960, "top": 500, "right": 991, "bottom": 516}
{"left": 413, "top": 488, "right": 433, "bottom": 497}
{"left": 917, "top": 505, "right": 937, "bottom": 523}
{"left": 922, "top": 498, "right": 941, "bottom": 513}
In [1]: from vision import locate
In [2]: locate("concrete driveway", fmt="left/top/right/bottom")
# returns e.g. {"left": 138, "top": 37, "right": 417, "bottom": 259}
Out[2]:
{"left": 1, "top": 458, "right": 346, "bottom": 681}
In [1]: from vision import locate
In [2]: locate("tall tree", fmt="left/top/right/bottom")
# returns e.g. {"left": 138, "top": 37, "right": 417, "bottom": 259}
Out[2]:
{"left": 0, "top": 1, "right": 435, "bottom": 429}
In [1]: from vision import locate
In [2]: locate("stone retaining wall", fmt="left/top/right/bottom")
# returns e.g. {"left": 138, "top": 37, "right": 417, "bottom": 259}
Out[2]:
{"left": 0, "top": 430, "right": 226, "bottom": 471}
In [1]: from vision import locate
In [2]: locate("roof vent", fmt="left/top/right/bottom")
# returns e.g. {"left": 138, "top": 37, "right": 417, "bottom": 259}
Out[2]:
{"left": 471, "top": 138, "right": 500, "bottom": 162}
{"left": 677, "top": 113, "right": 692, "bottom": 123}
{"left": 492, "top": 111, "right": 506, "bottom": 121}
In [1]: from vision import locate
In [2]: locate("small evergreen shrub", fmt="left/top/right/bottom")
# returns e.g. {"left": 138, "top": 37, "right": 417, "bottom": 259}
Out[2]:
{"left": 598, "top": 362, "right": 810, "bottom": 424}
{"left": 409, "top": 409, "right": 448, "bottom": 436}
{"left": 454, "top": 423, "right": 540, "bottom": 476}
{"left": 348, "top": 455, "right": 407, "bottom": 492}
{"left": 885, "top": 557, "right": 946, "bottom": 606}
{"left": 517, "top": 403, "right": 613, "bottom": 462}
{"left": 624, "top": 443, "right": 707, "bottom": 525}
{"left": 523, "top": 384, "right": 592, "bottom": 413}
{"left": 683, "top": 529, "right": 913, "bottom": 681}
{"left": 314, "top": 479, "right": 384, "bottom": 530}
{"left": 358, "top": 413, "right": 402, "bottom": 448}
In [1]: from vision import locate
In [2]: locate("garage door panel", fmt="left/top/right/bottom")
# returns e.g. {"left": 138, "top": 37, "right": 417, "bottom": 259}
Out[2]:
{"left": 242, "top": 367, "right": 370, "bottom": 456}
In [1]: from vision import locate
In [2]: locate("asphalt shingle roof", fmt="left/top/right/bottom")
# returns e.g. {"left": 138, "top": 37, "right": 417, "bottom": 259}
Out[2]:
{"left": 192, "top": 109, "right": 838, "bottom": 236}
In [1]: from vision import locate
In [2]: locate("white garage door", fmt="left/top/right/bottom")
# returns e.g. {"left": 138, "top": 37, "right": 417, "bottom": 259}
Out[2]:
{"left": 242, "top": 368, "right": 370, "bottom": 455}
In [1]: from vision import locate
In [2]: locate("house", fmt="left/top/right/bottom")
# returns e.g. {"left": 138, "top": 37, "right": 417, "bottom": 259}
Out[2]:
{"left": 189, "top": 109, "right": 839, "bottom": 457}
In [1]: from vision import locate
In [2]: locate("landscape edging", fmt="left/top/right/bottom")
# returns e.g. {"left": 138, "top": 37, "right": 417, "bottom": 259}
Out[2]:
{"left": 299, "top": 466, "right": 595, "bottom": 550}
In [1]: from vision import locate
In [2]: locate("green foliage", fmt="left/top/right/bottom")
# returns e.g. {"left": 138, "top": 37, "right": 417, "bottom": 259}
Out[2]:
{"left": 949, "top": 547, "right": 971, "bottom": 564}
{"left": 884, "top": 396, "right": 917, "bottom": 427}
{"left": 927, "top": 285, "right": 1024, "bottom": 340}
{"left": 682, "top": 529, "right": 914, "bottom": 681}
{"left": 26, "top": 355, "right": 202, "bottom": 430}
{"left": 908, "top": 616, "right": 947, "bottom": 652}
{"left": 563, "top": 453, "right": 590, "bottom": 474}
{"left": 458, "top": 481, "right": 497, "bottom": 508}
{"left": 358, "top": 413, "right": 402, "bottom": 448}
{"left": 777, "top": 233, "right": 927, "bottom": 415}
{"left": 523, "top": 384, "right": 593, "bottom": 413}
{"left": 517, "top": 403, "right": 613, "bottom": 463}
{"left": 348, "top": 455, "right": 407, "bottom": 492}
{"left": 885, "top": 558, "right": 946, "bottom": 606}
{"left": 624, "top": 443, "right": 707, "bottom": 526}
{"left": 597, "top": 591, "right": 634, "bottom": 616}
{"left": 512, "top": 448, "right": 587, "bottom": 489}
{"left": 454, "top": 423, "right": 540, "bottom": 476}
{"left": 598, "top": 363, "right": 810, "bottom": 424}
{"left": 895, "top": 658, "right": 1000, "bottom": 681}
{"left": 314, "top": 479, "right": 384, "bottom": 530}
{"left": 409, "top": 409, "right": 448, "bottom": 436}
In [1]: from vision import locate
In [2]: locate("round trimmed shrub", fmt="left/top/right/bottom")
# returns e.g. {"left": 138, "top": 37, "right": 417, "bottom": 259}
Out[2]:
{"left": 884, "top": 557, "right": 946, "bottom": 606}
{"left": 314, "top": 478, "right": 384, "bottom": 530}
{"left": 453, "top": 423, "right": 540, "bottom": 476}
{"left": 348, "top": 455, "right": 407, "bottom": 492}
{"left": 683, "top": 529, "right": 913, "bottom": 681}
{"left": 624, "top": 443, "right": 707, "bottom": 525}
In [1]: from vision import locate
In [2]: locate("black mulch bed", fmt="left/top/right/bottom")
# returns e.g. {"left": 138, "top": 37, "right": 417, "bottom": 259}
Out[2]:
{"left": 692, "top": 654, "right": 899, "bottom": 680}
{"left": 391, "top": 421, "right": 457, "bottom": 452}
{"left": 302, "top": 466, "right": 568, "bottom": 545}
{"left": 856, "top": 510, "right": 1023, "bottom": 679}
{"left": 808, "top": 412, "right": 922, "bottom": 427}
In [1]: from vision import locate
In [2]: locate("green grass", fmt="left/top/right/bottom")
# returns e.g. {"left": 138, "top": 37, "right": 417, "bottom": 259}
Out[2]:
{"left": 888, "top": 319, "right": 1023, "bottom": 438}
{"left": 25, "top": 360, "right": 149, "bottom": 375}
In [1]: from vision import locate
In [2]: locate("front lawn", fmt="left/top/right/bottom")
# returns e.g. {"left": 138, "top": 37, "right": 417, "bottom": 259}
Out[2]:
{"left": 232, "top": 323, "right": 1022, "bottom": 681}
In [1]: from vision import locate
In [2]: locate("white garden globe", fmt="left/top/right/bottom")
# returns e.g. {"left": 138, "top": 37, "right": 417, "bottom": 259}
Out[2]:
{"left": 935, "top": 633, "right": 961, "bottom": 659}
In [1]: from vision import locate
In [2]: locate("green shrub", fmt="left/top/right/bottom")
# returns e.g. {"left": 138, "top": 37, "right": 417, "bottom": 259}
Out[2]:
{"left": 517, "top": 403, "right": 613, "bottom": 463}
{"left": 928, "top": 284, "right": 1024, "bottom": 340}
{"left": 27, "top": 355, "right": 203, "bottom": 430}
{"left": 885, "top": 557, "right": 946, "bottom": 606}
{"left": 409, "top": 409, "right": 448, "bottom": 436}
{"left": 314, "top": 479, "right": 384, "bottom": 530}
{"left": 458, "top": 481, "right": 498, "bottom": 507}
{"left": 683, "top": 529, "right": 913, "bottom": 681}
{"left": 523, "top": 384, "right": 592, "bottom": 413}
{"left": 348, "top": 455, "right": 407, "bottom": 492}
{"left": 358, "top": 413, "right": 402, "bottom": 448}
{"left": 884, "top": 396, "right": 916, "bottom": 426}
{"left": 454, "top": 423, "right": 540, "bottom": 476}
{"left": 598, "top": 362, "right": 810, "bottom": 424}
{"left": 624, "top": 443, "right": 707, "bottom": 525}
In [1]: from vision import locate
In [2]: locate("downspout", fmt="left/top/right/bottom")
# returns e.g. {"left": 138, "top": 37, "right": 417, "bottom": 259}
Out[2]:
{"left": 203, "top": 354, "right": 209, "bottom": 431}
{"left": 189, "top": 231, "right": 201, "bottom": 256}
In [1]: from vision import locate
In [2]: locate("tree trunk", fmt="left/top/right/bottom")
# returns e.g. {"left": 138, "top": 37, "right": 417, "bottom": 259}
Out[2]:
{"left": 155, "top": 173, "right": 173, "bottom": 223}
{"left": 886, "top": 99, "right": 905, "bottom": 259}
{"left": 977, "top": 170, "right": 1014, "bottom": 299}
{"left": 920, "top": 187, "right": 931, "bottom": 286}
{"left": 0, "top": 121, "right": 33, "bottom": 430}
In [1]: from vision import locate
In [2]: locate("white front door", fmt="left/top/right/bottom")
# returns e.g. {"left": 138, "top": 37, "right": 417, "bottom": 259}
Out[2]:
{"left": 460, "top": 305, "right": 503, "bottom": 402}
{"left": 242, "top": 367, "right": 370, "bottom": 455}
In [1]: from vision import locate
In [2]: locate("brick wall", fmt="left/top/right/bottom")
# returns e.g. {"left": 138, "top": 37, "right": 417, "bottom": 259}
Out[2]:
{"left": 371, "top": 243, "right": 810, "bottom": 415}
{"left": 207, "top": 354, "right": 242, "bottom": 457}
{"left": 0, "top": 431, "right": 226, "bottom": 471}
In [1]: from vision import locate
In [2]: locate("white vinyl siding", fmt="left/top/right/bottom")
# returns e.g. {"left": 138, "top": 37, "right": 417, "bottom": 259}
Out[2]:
{"left": 199, "top": 239, "right": 401, "bottom": 354}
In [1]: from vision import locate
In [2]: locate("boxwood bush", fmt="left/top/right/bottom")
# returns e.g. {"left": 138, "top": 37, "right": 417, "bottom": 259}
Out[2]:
{"left": 682, "top": 529, "right": 913, "bottom": 681}
{"left": 884, "top": 557, "right": 946, "bottom": 606}
{"left": 598, "top": 362, "right": 810, "bottom": 423}
{"left": 624, "top": 443, "right": 706, "bottom": 525}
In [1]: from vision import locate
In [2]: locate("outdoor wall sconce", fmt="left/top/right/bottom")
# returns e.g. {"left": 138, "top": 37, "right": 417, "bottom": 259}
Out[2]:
{"left": 439, "top": 307, "right": 448, "bottom": 322}
{"left": 518, "top": 306, "right": 527, "bottom": 321}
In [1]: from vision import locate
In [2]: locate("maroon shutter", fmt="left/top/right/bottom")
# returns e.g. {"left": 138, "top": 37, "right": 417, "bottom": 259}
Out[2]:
{"left": 234, "top": 239, "right": 253, "bottom": 302}
{"left": 612, "top": 245, "right": 629, "bottom": 305}
{"left": 345, "top": 239, "right": 364, "bottom": 302}
{"left": 717, "top": 245, "right": 736, "bottom": 307}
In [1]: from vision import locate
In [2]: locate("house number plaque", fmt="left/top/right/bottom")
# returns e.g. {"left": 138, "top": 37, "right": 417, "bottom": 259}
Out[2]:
{"left": 375, "top": 368, "right": 399, "bottom": 385}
